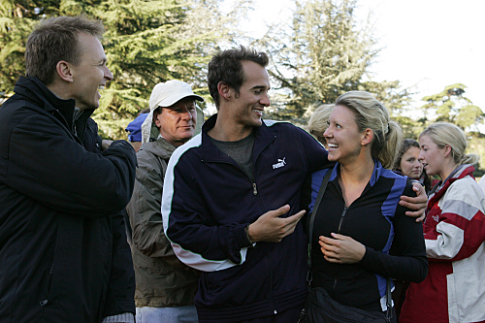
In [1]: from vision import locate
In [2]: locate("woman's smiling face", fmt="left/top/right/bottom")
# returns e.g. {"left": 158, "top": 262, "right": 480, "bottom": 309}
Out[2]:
{"left": 324, "top": 104, "right": 363, "bottom": 165}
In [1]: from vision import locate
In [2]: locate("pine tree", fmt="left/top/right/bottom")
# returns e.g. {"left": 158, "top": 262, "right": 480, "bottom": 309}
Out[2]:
{"left": 0, "top": 0, "right": 57, "bottom": 100}
{"left": 259, "top": 0, "right": 376, "bottom": 120}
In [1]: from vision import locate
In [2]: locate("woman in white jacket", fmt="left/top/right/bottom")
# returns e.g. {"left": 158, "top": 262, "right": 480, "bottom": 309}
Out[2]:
{"left": 400, "top": 122, "right": 485, "bottom": 323}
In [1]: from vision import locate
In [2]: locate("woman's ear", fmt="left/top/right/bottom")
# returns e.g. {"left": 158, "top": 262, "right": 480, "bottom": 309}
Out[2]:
{"left": 361, "top": 128, "right": 374, "bottom": 146}
{"left": 443, "top": 145, "right": 452, "bottom": 158}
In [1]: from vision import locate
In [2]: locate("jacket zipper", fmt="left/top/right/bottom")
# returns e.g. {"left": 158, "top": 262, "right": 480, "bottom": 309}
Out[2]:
{"left": 250, "top": 138, "right": 280, "bottom": 314}
{"left": 333, "top": 206, "right": 347, "bottom": 290}
{"left": 204, "top": 134, "right": 276, "bottom": 311}
{"left": 40, "top": 265, "right": 54, "bottom": 306}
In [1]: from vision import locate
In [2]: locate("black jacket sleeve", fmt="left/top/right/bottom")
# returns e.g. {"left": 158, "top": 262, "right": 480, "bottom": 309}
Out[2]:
{"left": 359, "top": 182, "right": 428, "bottom": 283}
{"left": 102, "top": 213, "right": 136, "bottom": 317}
{"left": 7, "top": 113, "right": 137, "bottom": 217}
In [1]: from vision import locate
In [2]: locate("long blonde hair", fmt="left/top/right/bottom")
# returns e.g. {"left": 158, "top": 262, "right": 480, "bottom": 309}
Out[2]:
{"left": 420, "top": 122, "right": 479, "bottom": 166}
{"left": 335, "top": 91, "right": 402, "bottom": 169}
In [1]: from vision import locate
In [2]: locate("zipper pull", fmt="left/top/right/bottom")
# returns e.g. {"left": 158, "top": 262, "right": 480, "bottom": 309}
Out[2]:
{"left": 253, "top": 183, "right": 257, "bottom": 195}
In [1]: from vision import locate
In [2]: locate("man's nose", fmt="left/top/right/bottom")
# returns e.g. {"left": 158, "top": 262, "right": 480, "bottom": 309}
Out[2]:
{"left": 260, "top": 93, "right": 270, "bottom": 106}
{"left": 181, "top": 107, "right": 193, "bottom": 120}
{"left": 104, "top": 66, "right": 113, "bottom": 81}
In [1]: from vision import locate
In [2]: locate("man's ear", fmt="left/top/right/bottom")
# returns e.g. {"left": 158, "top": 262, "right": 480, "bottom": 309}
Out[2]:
{"left": 361, "top": 128, "right": 374, "bottom": 146}
{"left": 56, "top": 61, "right": 73, "bottom": 83}
{"left": 217, "top": 81, "right": 231, "bottom": 101}
{"left": 153, "top": 110, "right": 162, "bottom": 128}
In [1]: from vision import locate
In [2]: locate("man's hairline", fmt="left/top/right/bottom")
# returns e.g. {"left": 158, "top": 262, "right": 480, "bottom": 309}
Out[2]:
{"left": 44, "top": 31, "right": 104, "bottom": 87}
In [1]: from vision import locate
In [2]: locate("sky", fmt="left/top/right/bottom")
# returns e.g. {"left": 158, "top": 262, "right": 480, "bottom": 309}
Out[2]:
{"left": 224, "top": 0, "right": 485, "bottom": 114}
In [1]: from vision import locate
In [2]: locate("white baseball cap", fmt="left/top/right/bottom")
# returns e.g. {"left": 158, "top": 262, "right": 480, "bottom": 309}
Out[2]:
{"left": 149, "top": 80, "right": 204, "bottom": 112}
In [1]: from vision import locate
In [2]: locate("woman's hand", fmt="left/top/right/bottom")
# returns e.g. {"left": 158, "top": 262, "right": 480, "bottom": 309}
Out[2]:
{"left": 319, "top": 233, "right": 366, "bottom": 264}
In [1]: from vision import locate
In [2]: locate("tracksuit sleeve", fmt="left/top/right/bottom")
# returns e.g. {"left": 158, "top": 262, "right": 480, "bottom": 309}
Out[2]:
{"left": 359, "top": 183, "right": 428, "bottom": 283}
{"left": 298, "top": 127, "right": 330, "bottom": 174}
{"left": 423, "top": 179, "right": 485, "bottom": 262}
{"left": 162, "top": 153, "right": 253, "bottom": 273}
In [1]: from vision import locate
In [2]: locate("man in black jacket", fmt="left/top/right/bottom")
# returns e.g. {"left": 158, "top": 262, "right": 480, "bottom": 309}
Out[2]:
{"left": 0, "top": 16, "right": 137, "bottom": 323}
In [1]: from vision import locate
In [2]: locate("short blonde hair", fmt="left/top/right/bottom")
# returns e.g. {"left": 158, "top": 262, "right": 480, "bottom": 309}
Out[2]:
{"left": 420, "top": 122, "right": 479, "bottom": 166}
{"left": 335, "top": 91, "right": 403, "bottom": 169}
{"left": 307, "top": 104, "right": 334, "bottom": 146}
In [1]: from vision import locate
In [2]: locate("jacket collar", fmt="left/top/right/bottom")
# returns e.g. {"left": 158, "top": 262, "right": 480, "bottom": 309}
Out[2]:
{"left": 14, "top": 76, "right": 94, "bottom": 131}
{"left": 328, "top": 159, "right": 383, "bottom": 186}
{"left": 139, "top": 137, "right": 177, "bottom": 160}
{"left": 200, "top": 114, "right": 276, "bottom": 162}
{"left": 429, "top": 164, "right": 475, "bottom": 202}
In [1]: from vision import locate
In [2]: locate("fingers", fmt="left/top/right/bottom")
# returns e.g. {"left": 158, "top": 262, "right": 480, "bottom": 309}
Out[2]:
{"left": 266, "top": 204, "right": 290, "bottom": 218}
{"left": 280, "top": 210, "right": 306, "bottom": 238}
{"left": 319, "top": 237, "right": 342, "bottom": 263}
{"left": 399, "top": 196, "right": 426, "bottom": 210}
{"left": 415, "top": 213, "right": 426, "bottom": 222}
{"left": 251, "top": 206, "right": 305, "bottom": 242}
{"left": 285, "top": 210, "right": 306, "bottom": 226}
{"left": 318, "top": 234, "right": 364, "bottom": 264}
{"left": 324, "top": 254, "right": 342, "bottom": 263}
{"left": 411, "top": 181, "right": 426, "bottom": 196}
{"left": 405, "top": 210, "right": 426, "bottom": 222}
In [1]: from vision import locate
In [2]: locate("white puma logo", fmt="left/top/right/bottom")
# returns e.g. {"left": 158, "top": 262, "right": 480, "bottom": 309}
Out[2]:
{"left": 272, "top": 157, "right": 286, "bottom": 169}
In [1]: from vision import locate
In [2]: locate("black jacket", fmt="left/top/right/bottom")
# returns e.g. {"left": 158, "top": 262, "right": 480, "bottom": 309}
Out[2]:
{"left": 0, "top": 76, "right": 137, "bottom": 322}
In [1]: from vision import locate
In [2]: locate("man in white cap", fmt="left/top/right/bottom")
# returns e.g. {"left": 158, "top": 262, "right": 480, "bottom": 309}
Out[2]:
{"left": 126, "top": 80, "right": 204, "bottom": 323}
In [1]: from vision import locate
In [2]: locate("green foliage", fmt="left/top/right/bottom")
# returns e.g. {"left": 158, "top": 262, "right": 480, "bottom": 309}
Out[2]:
{"left": 467, "top": 132, "right": 485, "bottom": 177}
{"left": 0, "top": 0, "right": 239, "bottom": 139}
{"left": 419, "top": 83, "right": 484, "bottom": 131}
{"left": 0, "top": 1, "right": 47, "bottom": 98}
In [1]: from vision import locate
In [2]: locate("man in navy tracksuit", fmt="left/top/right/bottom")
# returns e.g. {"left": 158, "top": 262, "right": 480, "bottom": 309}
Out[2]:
{"left": 161, "top": 47, "right": 427, "bottom": 323}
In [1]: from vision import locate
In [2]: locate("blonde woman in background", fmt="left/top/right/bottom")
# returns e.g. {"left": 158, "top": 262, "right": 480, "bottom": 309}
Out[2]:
{"left": 307, "top": 104, "right": 334, "bottom": 147}
{"left": 400, "top": 123, "right": 485, "bottom": 323}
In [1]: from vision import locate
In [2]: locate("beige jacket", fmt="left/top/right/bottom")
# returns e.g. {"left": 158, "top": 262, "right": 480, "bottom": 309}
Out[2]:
{"left": 126, "top": 138, "right": 199, "bottom": 307}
